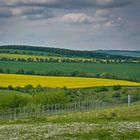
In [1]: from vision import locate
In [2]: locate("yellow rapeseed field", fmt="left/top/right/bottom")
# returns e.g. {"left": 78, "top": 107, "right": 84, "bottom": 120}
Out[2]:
{"left": 0, "top": 74, "right": 140, "bottom": 88}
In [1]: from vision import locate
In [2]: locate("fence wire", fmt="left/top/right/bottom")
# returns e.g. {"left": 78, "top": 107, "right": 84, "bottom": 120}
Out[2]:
{"left": 0, "top": 99, "right": 131, "bottom": 120}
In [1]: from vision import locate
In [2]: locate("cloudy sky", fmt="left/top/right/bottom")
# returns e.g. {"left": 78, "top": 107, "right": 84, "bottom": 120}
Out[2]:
{"left": 0, "top": 0, "right": 140, "bottom": 50}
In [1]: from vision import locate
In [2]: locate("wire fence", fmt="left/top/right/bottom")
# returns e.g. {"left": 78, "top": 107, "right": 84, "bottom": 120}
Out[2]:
{"left": 0, "top": 100, "right": 128, "bottom": 120}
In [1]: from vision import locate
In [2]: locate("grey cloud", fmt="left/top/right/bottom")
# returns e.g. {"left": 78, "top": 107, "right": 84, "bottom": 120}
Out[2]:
{"left": 0, "top": 8, "right": 12, "bottom": 18}
{"left": 0, "top": 6, "right": 54, "bottom": 19}
{"left": 0, "top": 0, "right": 137, "bottom": 19}
{"left": 96, "top": 0, "right": 134, "bottom": 8}
{"left": 0, "top": 0, "right": 139, "bottom": 50}
{"left": 95, "top": 9, "right": 110, "bottom": 17}
{"left": 20, "top": 7, "right": 54, "bottom": 20}
{"left": 2, "top": 0, "right": 137, "bottom": 9}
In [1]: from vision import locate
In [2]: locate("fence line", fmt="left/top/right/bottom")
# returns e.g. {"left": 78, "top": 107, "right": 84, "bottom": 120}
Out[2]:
{"left": 0, "top": 100, "right": 129, "bottom": 120}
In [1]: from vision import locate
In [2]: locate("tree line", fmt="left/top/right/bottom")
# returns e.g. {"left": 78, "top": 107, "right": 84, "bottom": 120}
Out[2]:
{"left": 0, "top": 68, "right": 117, "bottom": 78}
{"left": 0, "top": 56, "right": 139, "bottom": 63}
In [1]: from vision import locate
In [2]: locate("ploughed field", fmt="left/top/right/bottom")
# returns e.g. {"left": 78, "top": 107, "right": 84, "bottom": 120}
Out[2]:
{"left": 0, "top": 74, "right": 140, "bottom": 88}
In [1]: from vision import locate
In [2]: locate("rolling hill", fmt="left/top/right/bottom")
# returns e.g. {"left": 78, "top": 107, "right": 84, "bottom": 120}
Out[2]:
{"left": 0, "top": 45, "right": 138, "bottom": 60}
{"left": 96, "top": 50, "right": 140, "bottom": 58}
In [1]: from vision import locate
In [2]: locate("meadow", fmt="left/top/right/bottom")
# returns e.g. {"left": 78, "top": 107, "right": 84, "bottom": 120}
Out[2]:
{"left": 0, "top": 61, "right": 140, "bottom": 81}
{"left": 0, "top": 73, "right": 140, "bottom": 88}
{"left": 0, "top": 103, "right": 140, "bottom": 140}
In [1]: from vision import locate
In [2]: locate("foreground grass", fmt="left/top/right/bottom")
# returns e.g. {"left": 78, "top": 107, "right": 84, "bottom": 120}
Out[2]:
{"left": 0, "top": 104, "right": 140, "bottom": 139}
{"left": 0, "top": 121, "right": 139, "bottom": 140}
{"left": 0, "top": 73, "right": 140, "bottom": 88}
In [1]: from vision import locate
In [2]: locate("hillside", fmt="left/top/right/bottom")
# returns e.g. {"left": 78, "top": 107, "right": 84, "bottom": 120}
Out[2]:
{"left": 96, "top": 50, "right": 140, "bottom": 58}
{"left": 0, "top": 45, "right": 138, "bottom": 60}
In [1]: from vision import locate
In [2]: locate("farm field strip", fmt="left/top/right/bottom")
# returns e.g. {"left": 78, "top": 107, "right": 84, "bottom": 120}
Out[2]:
{"left": 0, "top": 73, "right": 140, "bottom": 88}
{"left": 0, "top": 61, "right": 140, "bottom": 81}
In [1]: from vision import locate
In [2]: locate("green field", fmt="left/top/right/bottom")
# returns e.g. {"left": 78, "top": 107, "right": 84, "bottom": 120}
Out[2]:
{"left": 0, "top": 61, "right": 140, "bottom": 81}
{"left": 0, "top": 89, "right": 26, "bottom": 95}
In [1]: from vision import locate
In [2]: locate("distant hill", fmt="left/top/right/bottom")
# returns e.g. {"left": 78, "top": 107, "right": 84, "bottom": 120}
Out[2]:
{"left": 0, "top": 45, "right": 138, "bottom": 60}
{"left": 96, "top": 50, "right": 140, "bottom": 58}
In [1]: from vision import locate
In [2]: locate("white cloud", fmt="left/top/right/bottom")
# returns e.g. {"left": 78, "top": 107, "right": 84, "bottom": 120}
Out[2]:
{"left": 60, "top": 13, "right": 94, "bottom": 24}
{"left": 11, "top": 8, "right": 23, "bottom": 15}
{"left": 59, "top": 10, "right": 111, "bottom": 24}
{"left": 105, "top": 17, "right": 123, "bottom": 28}
{"left": 4, "top": 0, "right": 18, "bottom": 5}
{"left": 0, "top": 6, "right": 54, "bottom": 20}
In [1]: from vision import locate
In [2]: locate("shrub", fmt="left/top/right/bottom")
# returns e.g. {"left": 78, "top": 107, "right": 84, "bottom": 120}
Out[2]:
{"left": 112, "top": 92, "right": 121, "bottom": 99}
{"left": 95, "top": 87, "right": 108, "bottom": 92}
{"left": 5, "top": 69, "right": 10, "bottom": 74}
{"left": 0, "top": 93, "right": 30, "bottom": 108}
{"left": 8, "top": 85, "right": 13, "bottom": 90}
{"left": 113, "top": 85, "right": 121, "bottom": 91}
{"left": 100, "top": 72, "right": 116, "bottom": 79}
{"left": 32, "top": 91, "right": 69, "bottom": 105}
{"left": 0, "top": 69, "right": 4, "bottom": 73}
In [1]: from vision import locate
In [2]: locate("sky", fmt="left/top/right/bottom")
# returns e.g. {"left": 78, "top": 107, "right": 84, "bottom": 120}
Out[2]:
{"left": 0, "top": 0, "right": 140, "bottom": 50}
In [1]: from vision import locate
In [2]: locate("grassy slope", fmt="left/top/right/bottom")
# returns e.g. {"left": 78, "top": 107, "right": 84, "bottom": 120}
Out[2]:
{"left": 39, "top": 103, "right": 140, "bottom": 123}
{"left": 0, "top": 103, "right": 139, "bottom": 139}
{"left": 0, "top": 73, "right": 140, "bottom": 88}
{"left": 0, "top": 61, "right": 140, "bottom": 81}
{"left": 0, "top": 90, "right": 31, "bottom": 100}
{"left": 0, "top": 90, "right": 31, "bottom": 108}
{"left": 0, "top": 90, "right": 26, "bottom": 94}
